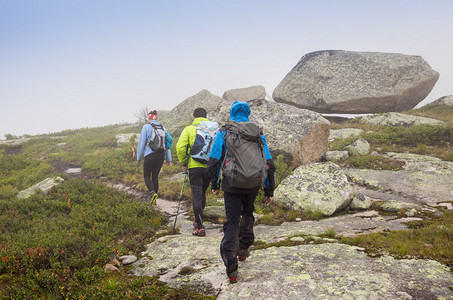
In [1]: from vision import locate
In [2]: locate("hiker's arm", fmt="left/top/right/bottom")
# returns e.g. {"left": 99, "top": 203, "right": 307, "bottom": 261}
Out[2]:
{"left": 207, "top": 130, "right": 226, "bottom": 190}
{"left": 176, "top": 127, "right": 190, "bottom": 165}
{"left": 136, "top": 125, "right": 148, "bottom": 161}
{"left": 261, "top": 135, "right": 275, "bottom": 198}
{"left": 264, "top": 158, "right": 275, "bottom": 197}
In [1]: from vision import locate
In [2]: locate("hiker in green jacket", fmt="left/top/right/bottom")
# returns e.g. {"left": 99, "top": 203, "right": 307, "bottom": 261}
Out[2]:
{"left": 176, "top": 108, "right": 211, "bottom": 237}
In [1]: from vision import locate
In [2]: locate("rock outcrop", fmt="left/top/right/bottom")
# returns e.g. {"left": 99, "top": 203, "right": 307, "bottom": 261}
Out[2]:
{"left": 222, "top": 85, "right": 266, "bottom": 102}
{"left": 16, "top": 177, "right": 64, "bottom": 199}
{"left": 161, "top": 91, "right": 330, "bottom": 166}
{"left": 422, "top": 95, "right": 453, "bottom": 108}
{"left": 246, "top": 100, "right": 330, "bottom": 166}
{"left": 273, "top": 50, "right": 439, "bottom": 114}
{"left": 346, "top": 152, "right": 453, "bottom": 204}
{"left": 159, "top": 89, "right": 231, "bottom": 135}
{"left": 274, "top": 162, "right": 352, "bottom": 216}
{"left": 357, "top": 112, "right": 445, "bottom": 126}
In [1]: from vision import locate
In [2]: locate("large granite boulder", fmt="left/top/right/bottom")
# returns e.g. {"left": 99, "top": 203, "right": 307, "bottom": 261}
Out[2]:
{"left": 246, "top": 100, "right": 330, "bottom": 166}
{"left": 222, "top": 85, "right": 266, "bottom": 102}
{"left": 160, "top": 91, "right": 330, "bottom": 166}
{"left": 159, "top": 89, "right": 231, "bottom": 135}
{"left": 273, "top": 50, "right": 439, "bottom": 114}
{"left": 274, "top": 162, "right": 352, "bottom": 216}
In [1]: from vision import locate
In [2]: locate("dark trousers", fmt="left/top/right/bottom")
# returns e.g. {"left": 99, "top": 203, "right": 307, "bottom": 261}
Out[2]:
{"left": 220, "top": 190, "right": 258, "bottom": 274}
{"left": 143, "top": 151, "right": 164, "bottom": 194}
{"left": 189, "top": 167, "right": 210, "bottom": 228}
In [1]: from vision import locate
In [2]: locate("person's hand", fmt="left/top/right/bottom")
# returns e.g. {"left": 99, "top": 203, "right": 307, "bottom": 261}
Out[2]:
{"left": 212, "top": 189, "right": 219, "bottom": 195}
{"left": 265, "top": 196, "right": 274, "bottom": 206}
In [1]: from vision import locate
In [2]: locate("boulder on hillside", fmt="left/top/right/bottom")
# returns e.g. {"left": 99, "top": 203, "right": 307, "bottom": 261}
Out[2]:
{"left": 357, "top": 112, "right": 445, "bottom": 126}
{"left": 344, "top": 138, "right": 370, "bottom": 156}
{"left": 422, "top": 95, "right": 453, "bottom": 108}
{"left": 274, "top": 162, "right": 352, "bottom": 216}
{"left": 159, "top": 89, "right": 231, "bottom": 135}
{"left": 246, "top": 100, "right": 330, "bottom": 166}
{"left": 328, "top": 128, "right": 364, "bottom": 142}
{"left": 222, "top": 85, "right": 266, "bottom": 102}
{"left": 273, "top": 50, "right": 439, "bottom": 114}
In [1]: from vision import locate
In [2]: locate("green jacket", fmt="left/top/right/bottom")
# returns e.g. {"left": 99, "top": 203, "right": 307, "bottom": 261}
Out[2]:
{"left": 176, "top": 117, "right": 209, "bottom": 169}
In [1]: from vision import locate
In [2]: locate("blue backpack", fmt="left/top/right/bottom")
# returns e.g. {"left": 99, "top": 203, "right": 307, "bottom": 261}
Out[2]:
{"left": 190, "top": 121, "right": 219, "bottom": 164}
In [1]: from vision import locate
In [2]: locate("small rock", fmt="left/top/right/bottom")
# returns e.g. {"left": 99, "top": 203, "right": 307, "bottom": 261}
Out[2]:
{"left": 157, "top": 237, "right": 167, "bottom": 243}
{"left": 295, "top": 218, "right": 302, "bottom": 222}
{"left": 119, "top": 255, "right": 138, "bottom": 265}
{"left": 349, "top": 193, "right": 372, "bottom": 210}
{"left": 105, "top": 264, "right": 119, "bottom": 273}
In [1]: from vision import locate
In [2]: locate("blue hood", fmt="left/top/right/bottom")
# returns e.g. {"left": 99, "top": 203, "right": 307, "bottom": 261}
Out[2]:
{"left": 229, "top": 101, "right": 250, "bottom": 122}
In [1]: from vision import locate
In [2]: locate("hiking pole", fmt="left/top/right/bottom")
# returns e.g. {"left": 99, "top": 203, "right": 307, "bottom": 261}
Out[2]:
{"left": 173, "top": 145, "right": 189, "bottom": 234}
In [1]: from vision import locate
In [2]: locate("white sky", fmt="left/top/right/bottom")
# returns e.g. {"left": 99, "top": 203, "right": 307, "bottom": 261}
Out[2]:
{"left": 1, "top": 0, "right": 452, "bottom": 139}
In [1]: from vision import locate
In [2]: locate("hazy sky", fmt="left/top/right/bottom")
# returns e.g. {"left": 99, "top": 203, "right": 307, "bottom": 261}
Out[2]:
{"left": 1, "top": 0, "right": 452, "bottom": 139}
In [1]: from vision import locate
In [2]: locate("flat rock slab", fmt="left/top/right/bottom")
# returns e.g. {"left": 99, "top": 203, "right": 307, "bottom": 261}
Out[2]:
{"left": 357, "top": 112, "right": 445, "bottom": 126}
{"left": 254, "top": 211, "right": 418, "bottom": 241}
{"left": 218, "top": 243, "right": 453, "bottom": 299}
{"left": 133, "top": 236, "right": 453, "bottom": 299}
{"left": 346, "top": 154, "right": 453, "bottom": 203}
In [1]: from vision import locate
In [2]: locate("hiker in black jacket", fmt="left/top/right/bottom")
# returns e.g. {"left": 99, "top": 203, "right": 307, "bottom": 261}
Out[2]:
{"left": 207, "top": 101, "right": 275, "bottom": 284}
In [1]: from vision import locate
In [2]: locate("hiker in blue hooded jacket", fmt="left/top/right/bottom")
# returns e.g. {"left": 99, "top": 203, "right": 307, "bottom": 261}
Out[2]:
{"left": 207, "top": 101, "right": 275, "bottom": 284}
{"left": 137, "top": 110, "right": 172, "bottom": 204}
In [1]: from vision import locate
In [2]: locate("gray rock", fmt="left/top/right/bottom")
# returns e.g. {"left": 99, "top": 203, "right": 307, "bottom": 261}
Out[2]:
{"left": 159, "top": 89, "right": 231, "bottom": 135}
{"left": 246, "top": 100, "right": 330, "bottom": 166}
{"left": 344, "top": 138, "right": 370, "bottom": 156}
{"left": 16, "top": 177, "right": 64, "bottom": 199}
{"left": 119, "top": 255, "right": 138, "bottom": 265}
{"left": 345, "top": 153, "right": 453, "bottom": 204}
{"left": 158, "top": 90, "right": 330, "bottom": 166}
{"left": 274, "top": 162, "right": 352, "bottom": 216}
{"left": 273, "top": 50, "right": 439, "bottom": 114}
{"left": 0, "top": 137, "right": 32, "bottom": 146}
{"left": 380, "top": 200, "right": 419, "bottom": 212}
{"left": 349, "top": 193, "right": 372, "bottom": 210}
{"left": 202, "top": 206, "right": 225, "bottom": 218}
{"left": 115, "top": 133, "right": 139, "bottom": 147}
{"left": 357, "top": 112, "right": 445, "bottom": 126}
{"left": 222, "top": 85, "right": 266, "bottom": 102}
{"left": 218, "top": 244, "right": 453, "bottom": 299}
{"left": 329, "top": 128, "right": 364, "bottom": 141}
{"left": 324, "top": 150, "right": 349, "bottom": 162}
{"left": 422, "top": 95, "right": 453, "bottom": 108}
{"left": 135, "top": 235, "right": 453, "bottom": 299}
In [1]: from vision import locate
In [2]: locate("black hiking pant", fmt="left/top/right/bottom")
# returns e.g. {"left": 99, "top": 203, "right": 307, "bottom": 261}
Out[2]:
{"left": 189, "top": 167, "right": 210, "bottom": 228}
{"left": 220, "top": 190, "right": 258, "bottom": 274}
{"left": 143, "top": 150, "right": 165, "bottom": 194}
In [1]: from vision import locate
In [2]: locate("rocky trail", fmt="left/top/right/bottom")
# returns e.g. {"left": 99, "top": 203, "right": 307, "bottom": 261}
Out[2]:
{"left": 51, "top": 156, "right": 453, "bottom": 299}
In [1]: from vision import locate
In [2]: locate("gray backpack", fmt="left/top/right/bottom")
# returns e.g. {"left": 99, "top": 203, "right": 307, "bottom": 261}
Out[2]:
{"left": 222, "top": 120, "right": 268, "bottom": 189}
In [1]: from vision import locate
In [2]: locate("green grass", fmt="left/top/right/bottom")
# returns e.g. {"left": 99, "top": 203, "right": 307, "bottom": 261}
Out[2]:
{"left": 0, "top": 151, "right": 212, "bottom": 299}
{"left": 341, "top": 212, "right": 453, "bottom": 268}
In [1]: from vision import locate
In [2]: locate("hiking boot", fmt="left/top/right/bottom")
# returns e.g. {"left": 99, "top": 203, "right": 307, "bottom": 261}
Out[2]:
{"left": 192, "top": 227, "right": 206, "bottom": 237}
{"left": 227, "top": 270, "right": 238, "bottom": 284}
{"left": 192, "top": 220, "right": 197, "bottom": 230}
{"left": 150, "top": 191, "right": 158, "bottom": 205}
{"left": 237, "top": 248, "right": 250, "bottom": 261}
